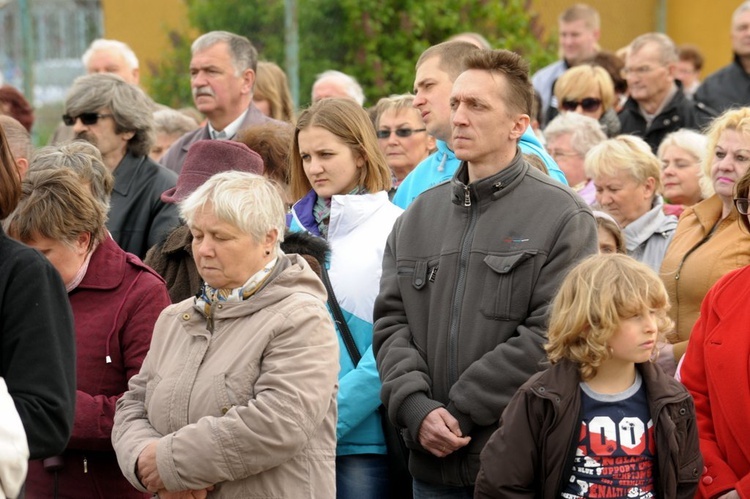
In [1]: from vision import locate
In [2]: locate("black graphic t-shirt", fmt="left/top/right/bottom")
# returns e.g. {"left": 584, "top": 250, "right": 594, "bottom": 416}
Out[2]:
{"left": 561, "top": 372, "right": 656, "bottom": 498}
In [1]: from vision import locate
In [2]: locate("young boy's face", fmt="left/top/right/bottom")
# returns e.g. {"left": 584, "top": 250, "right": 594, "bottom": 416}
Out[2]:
{"left": 608, "top": 310, "right": 658, "bottom": 364}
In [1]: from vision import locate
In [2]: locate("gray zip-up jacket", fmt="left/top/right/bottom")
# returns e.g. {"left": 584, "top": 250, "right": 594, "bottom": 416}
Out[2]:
{"left": 373, "top": 153, "right": 598, "bottom": 487}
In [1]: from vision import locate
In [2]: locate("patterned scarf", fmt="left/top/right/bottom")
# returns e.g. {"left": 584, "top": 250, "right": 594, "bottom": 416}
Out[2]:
{"left": 313, "top": 186, "right": 368, "bottom": 238}
{"left": 195, "top": 257, "right": 278, "bottom": 319}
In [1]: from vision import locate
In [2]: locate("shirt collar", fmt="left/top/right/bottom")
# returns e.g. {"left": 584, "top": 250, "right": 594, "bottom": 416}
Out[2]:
{"left": 208, "top": 109, "right": 249, "bottom": 140}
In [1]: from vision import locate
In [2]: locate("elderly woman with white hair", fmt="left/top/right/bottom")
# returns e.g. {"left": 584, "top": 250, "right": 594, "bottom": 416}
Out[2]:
{"left": 657, "top": 128, "right": 712, "bottom": 217}
{"left": 113, "top": 171, "right": 339, "bottom": 498}
{"left": 544, "top": 112, "right": 607, "bottom": 205}
{"left": 585, "top": 134, "right": 678, "bottom": 271}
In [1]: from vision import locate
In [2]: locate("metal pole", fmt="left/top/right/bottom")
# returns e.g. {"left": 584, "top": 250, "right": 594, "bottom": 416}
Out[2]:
{"left": 284, "top": 0, "right": 299, "bottom": 110}
{"left": 18, "top": 0, "right": 34, "bottom": 105}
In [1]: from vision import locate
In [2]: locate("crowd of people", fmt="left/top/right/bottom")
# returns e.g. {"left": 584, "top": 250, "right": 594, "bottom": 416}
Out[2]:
{"left": 1, "top": 1, "right": 750, "bottom": 498}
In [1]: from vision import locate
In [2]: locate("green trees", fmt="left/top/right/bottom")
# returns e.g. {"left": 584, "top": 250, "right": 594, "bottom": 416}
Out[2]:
{"left": 145, "top": 0, "right": 556, "bottom": 110}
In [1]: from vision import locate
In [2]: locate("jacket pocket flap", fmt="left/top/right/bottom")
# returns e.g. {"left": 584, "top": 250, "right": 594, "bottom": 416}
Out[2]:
{"left": 484, "top": 252, "right": 535, "bottom": 274}
{"left": 412, "top": 260, "right": 428, "bottom": 289}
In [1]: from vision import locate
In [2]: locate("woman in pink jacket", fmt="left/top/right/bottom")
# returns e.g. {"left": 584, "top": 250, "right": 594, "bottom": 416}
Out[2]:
{"left": 7, "top": 144, "right": 170, "bottom": 499}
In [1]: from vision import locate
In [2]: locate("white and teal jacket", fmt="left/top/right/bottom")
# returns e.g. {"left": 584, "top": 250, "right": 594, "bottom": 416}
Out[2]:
{"left": 289, "top": 190, "right": 403, "bottom": 456}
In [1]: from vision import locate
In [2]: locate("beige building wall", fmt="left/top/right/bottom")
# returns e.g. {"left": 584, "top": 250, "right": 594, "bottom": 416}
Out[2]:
{"left": 531, "top": 0, "right": 740, "bottom": 78}
{"left": 100, "top": 0, "right": 193, "bottom": 79}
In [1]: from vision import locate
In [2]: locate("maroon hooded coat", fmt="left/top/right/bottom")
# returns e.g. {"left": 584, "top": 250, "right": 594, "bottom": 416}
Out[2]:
{"left": 25, "top": 236, "right": 170, "bottom": 498}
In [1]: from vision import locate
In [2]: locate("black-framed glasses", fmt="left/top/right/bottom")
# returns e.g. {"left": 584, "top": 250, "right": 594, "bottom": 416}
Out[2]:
{"left": 561, "top": 98, "right": 602, "bottom": 113}
{"left": 62, "top": 113, "right": 114, "bottom": 126}
{"left": 735, "top": 197, "right": 749, "bottom": 215}
{"left": 376, "top": 128, "right": 426, "bottom": 139}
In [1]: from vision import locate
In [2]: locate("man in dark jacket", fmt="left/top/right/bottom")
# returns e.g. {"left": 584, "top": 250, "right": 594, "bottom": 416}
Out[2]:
{"left": 159, "top": 31, "right": 287, "bottom": 174}
{"left": 373, "top": 49, "right": 598, "bottom": 497}
{"left": 64, "top": 73, "right": 179, "bottom": 259}
{"left": 695, "top": 2, "right": 750, "bottom": 114}
{"left": 619, "top": 33, "right": 715, "bottom": 153}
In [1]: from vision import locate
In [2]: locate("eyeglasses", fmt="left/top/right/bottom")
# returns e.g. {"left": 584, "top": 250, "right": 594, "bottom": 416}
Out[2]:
{"left": 622, "top": 65, "right": 659, "bottom": 77}
{"left": 376, "top": 128, "right": 426, "bottom": 139}
{"left": 548, "top": 149, "right": 582, "bottom": 159}
{"left": 735, "top": 197, "right": 749, "bottom": 215}
{"left": 561, "top": 98, "right": 602, "bottom": 113}
{"left": 62, "top": 113, "right": 114, "bottom": 126}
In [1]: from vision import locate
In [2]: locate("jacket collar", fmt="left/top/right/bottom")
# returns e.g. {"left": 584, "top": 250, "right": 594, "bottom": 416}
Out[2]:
{"left": 161, "top": 224, "right": 193, "bottom": 255}
{"left": 450, "top": 149, "right": 526, "bottom": 206}
{"left": 291, "top": 190, "right": 392, "bottom": 238}
{"left": 623, "top": 196, "right": 677, "bottom": 250}
{"left": 112, "top": 152, "right": 147, "bottom": 197}
{"left": 691, "top": 194, "right": 737, "bottom": 233}
{"left": 532, "top": 358, "right": 689, "bottom": 410}
{"left": 76, "top": 235, "right": 125, "bottom": 291}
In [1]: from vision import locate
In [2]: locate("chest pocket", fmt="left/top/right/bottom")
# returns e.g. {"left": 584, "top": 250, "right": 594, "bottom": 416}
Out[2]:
{"left": 480, "top": 251, "right": 537, "bottom": 321}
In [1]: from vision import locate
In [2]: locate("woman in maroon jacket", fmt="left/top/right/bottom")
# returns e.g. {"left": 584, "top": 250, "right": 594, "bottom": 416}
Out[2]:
{"left": 6, "top": 148, "right": 170, "bottom": 499}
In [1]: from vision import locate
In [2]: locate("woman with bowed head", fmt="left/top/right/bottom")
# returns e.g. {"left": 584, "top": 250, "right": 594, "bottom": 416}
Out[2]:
{"left": 288, "top": 97, "right": 403, "bottom": 499}
{"left": 658, "top": 129, "right": 712, "bottom": 217}
{"left": 585, "top": 134, "right": 678, "bottom": 272}
{"left": 113, "top": 171, "right": 339, "bottom": 498}
{"left": 680, "top": 168, "right": 750, "bottom": 499}
{"left": 659, "top": 108, "right": 750, "bottom": 375}
{"left": 7, "top": 149, "right": 171, "bottom": 498}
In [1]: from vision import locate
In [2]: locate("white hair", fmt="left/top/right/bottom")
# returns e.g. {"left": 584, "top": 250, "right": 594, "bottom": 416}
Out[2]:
{"left": 82, "top": 39, "right": 139, "bottom": 70}
{"left": 180, "top": 171, "right": 286, "bottom": 249}
{"left": 313, "top": 70, "right": 365, "bottom": 105}
{"left": 544, "top": 113, "right": 607, "bottom": 156}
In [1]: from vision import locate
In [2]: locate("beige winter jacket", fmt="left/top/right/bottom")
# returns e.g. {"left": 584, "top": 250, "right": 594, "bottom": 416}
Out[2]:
{"left": 112, "top": 254, "right": 339, "bottom": 498}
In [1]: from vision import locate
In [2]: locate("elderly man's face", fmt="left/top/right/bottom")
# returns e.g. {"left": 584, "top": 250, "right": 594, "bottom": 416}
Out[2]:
{"left": 190, "top": 42, "right": 253, "bottom": 122}
{"left": 86, "top": 49, "right": 139, "bottom": 85}
{"left": 624, "top": 43, "right": 673, "bottom": 108}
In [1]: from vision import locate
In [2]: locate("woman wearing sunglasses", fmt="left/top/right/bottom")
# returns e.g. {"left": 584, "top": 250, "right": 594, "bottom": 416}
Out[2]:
{"left": 374, "top": 94, "right": 435, "bottom": 197}
{"left": 553, "top": 64, "right": 621, "bottom": 137}
{"left": 289, "top": 98, "right": 403, "bottom": 499}
{"left": 680, "top": 167, "right": 750, "bottom": 499}
{"left": 658, "top": 108, "right": 750, "bottom": 376}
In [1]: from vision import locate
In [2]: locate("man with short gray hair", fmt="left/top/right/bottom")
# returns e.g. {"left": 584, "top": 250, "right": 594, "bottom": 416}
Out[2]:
{"left": 311, "top": 70, "right": 365, "bottom": 105}
{"left": 64, "top": 73, "right": 179, "bottom": 258}
{"left": 160, "top": 30, "right": 285, "bottom": 174}
{"left": 695, "top": 1, "right": 750, "bottom": 113}
{"left": 618, "top": 32, "right": 714, "bottom": 152}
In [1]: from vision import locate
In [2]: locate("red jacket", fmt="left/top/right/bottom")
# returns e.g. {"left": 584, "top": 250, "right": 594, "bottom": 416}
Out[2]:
{"left": 681, "top": 265, "right": 750, "bottom": 499}
{"left": 26, "top": 236, "right": 170, "bottom": 498}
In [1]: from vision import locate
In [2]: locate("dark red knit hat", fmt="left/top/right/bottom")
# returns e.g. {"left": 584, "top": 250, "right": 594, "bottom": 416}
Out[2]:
{"left": 161, "top": 140, "right": 265, "bottom": 204}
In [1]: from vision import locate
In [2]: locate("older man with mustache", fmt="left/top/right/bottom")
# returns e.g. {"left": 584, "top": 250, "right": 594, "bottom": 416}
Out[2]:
{"left": 63, "top": 73, "right": 180, "bottom": 259}
{"left": 160, "top": 31, "right": 289, "bottom": 174}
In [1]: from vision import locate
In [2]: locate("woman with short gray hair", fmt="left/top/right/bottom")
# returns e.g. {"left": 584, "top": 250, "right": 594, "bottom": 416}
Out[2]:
{"left": 113, "top": 171, "right": 338, "bottom": 498}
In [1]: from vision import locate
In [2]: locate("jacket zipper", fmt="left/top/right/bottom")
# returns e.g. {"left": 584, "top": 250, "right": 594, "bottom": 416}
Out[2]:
{"left": 448, "top": 184, "right": 477, "bottom": 386}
